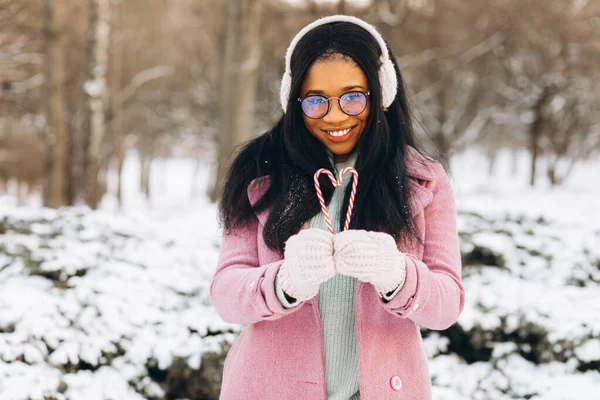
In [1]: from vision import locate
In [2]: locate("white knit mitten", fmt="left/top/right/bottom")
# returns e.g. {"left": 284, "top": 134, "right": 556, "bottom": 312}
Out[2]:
{"left": 334, "top": 230, "right": 406, "bottom": 295}
{"left": 277, "top": 228, "right": 336, "bottom": 302}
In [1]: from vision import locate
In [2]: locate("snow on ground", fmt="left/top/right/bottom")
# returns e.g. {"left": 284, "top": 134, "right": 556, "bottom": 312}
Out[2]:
{"left": 452, "top": 148, "right": 600, "bottom": 227}
{"left": 0, "top": 147, "right": 598, "bottom": 399}
{"left": 426, "top": 210, "right": 600, "bottom": 399}
{"left": 429, "top": 353, "right": 600, "bottom": 400}
{"left": 0, "top": 205, "right": 234, "bottom": 399}
{"left": 428, "top": 148, "right": 600, "bottom": 399}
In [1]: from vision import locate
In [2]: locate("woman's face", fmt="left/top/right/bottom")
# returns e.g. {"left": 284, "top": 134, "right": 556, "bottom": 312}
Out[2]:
{"left": 300, "top": 56, "right": 370, "bottom": 163}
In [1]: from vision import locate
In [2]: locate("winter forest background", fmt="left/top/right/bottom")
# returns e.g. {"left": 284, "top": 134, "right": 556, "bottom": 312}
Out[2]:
{"left": 1, "top": 0, "right": 600, "bottom": 399}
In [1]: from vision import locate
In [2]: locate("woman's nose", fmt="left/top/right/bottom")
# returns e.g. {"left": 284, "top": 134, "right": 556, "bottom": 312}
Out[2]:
{"left": 322, "top": 99, "right": 349, "bottom": 124}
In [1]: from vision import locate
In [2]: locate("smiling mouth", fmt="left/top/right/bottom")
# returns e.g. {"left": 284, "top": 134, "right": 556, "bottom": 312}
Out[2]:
{"left": 323, "top": 125, "right": 357, "bottom": 141}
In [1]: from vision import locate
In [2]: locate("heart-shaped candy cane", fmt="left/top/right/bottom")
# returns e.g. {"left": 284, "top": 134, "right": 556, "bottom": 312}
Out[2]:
{"left": 313, "top": 167, "right": 359, "bottom": 234}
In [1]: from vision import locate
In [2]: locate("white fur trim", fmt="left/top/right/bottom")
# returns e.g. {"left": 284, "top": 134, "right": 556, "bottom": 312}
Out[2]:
{"left": 280, "top": 15, "right": 398, "bottom": 112}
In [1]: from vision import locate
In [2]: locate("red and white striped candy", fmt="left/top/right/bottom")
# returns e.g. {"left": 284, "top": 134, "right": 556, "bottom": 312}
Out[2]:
{"left": 313, "top": 167, "right": 359, "bottom": 234}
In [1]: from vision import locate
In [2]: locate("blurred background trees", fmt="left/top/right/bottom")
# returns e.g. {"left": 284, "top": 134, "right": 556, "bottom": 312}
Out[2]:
{"left": 0, "top": 0, "right": 599, "bottom": 208}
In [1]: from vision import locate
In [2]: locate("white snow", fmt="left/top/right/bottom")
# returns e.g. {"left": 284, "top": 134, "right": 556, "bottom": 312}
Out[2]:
{"left": 0, "top": 147, "right": 598, "bottom": 398}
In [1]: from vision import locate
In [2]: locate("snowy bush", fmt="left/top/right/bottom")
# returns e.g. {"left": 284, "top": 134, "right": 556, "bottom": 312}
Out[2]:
{"left": 0, "top": 207, "right": 235, "bottom": 400}
{"left": 428, "top": 212, "right": 600, "bottom": 399}
{"left": 1, "top": 206, "right": 599, "bottom": 399}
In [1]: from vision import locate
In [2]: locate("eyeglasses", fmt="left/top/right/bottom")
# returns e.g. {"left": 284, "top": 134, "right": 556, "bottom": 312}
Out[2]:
{"left": 298, "top": 91, "right": 370, "bottom": 119}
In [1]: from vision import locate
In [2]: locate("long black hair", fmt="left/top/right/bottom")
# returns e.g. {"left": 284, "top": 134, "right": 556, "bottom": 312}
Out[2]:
{"left": 219, "top": 21, "right": 428, "bottom": 254}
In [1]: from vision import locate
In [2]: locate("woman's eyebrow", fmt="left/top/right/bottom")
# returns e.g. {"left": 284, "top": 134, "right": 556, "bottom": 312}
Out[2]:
{"left": 304, "top": 85, "right": 367, "bottom": 96}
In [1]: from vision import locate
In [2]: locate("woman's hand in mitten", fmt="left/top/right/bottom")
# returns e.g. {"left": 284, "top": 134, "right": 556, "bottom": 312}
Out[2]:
{"left": 333, "top": 230, "right": 406, "bottom": 295}
{"left": 277, "top": 228, "right": 336, "bottom": 302}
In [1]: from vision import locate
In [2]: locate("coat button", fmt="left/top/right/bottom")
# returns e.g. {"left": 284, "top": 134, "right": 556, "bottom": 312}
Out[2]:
{"left": 390, "top": 375, "right": 402, "bottom": 391}
{"left": 412, "top": 302, "right": 419, "bottom": 311}
{"left": 249, "top": 281, "right": 255, "bottom": 288}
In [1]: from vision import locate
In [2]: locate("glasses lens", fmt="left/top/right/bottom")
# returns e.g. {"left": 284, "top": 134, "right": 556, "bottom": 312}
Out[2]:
{"left": 301, "top": 96, "right": 328, "bottom": 119}
{"left": 340, "top": 92, "right": 367, "bottom": 116}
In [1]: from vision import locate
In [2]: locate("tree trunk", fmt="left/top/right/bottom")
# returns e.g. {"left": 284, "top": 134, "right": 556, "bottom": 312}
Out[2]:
{"left": 210, "top": 0, "right": 242, "bottom": 202}
{"left": 65, "top": 88, "right": 81, "bottom": 205}
{"left": 109, "top": 20, "right": 125, "bottom": 207}
{"left": 487, "top": 148, "right": 497, "bottom": 177}
{"left": 529, "top": 124, "right": 540, "bottom": 187}
{"left": 546, "top": 163, "right": 558, "bottom": 186}
{"left": 210, "top": 0, "right": 262, "bottom": 202}
{"left": 43, "top": 0, "right": 69, "bottom": 208}
{"left": 140, "top": 152, "right": 151, "bottom": 198}
{"left": 84, "top": 0, "right": 111, "bottom": 209}
{"left": 233, "top": 0, "right": 263, "bottom": 146}
{"left": 66, "top": 66, "right": 88, "bottom": 206}
{"left": 529, "top": 89, "right": 551, "bottom": 187}
{"left": 546, "top": 155, "right": 577, "bottom": 187}
{"left": 558, "top": 156, "right": 578, "bottom": 186}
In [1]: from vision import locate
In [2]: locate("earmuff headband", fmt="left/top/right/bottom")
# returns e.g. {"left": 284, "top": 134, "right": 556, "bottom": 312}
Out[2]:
{"left": 280, "top": 15, "right": 398, "bottom": 113}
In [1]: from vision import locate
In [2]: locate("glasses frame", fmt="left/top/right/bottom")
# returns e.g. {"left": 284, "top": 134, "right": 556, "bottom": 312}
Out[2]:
{"left": 297, "top": 90, "right": 371, "bottom": 119}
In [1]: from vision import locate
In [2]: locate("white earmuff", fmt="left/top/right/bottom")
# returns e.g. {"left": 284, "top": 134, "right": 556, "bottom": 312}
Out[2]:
{"left": 280, "top": 15, "right": 398, "bottom": 113}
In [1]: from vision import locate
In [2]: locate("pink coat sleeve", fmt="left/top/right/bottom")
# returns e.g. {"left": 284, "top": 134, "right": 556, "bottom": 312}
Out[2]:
{"left": 381, "top": 162, "right": 465, "bottom": 330}
{"left": 209, "top": 215, "right": 302, "bottom": 325}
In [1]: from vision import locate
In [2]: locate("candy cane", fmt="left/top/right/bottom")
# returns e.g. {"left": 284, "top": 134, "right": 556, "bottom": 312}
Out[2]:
{"left": 313, "top": 167, "right": 359, "bottom": 234}
{"left": 313, "top": 169, "right": 337, "bottom": 234}
{"left": 339, "top": 167, "right": 359, "bottom": 231}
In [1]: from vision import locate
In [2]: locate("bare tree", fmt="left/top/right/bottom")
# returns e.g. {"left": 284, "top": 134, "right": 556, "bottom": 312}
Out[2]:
{"left": 491, "top": 0, "right": 600, "bottom": 186}
{"left": 4, "top": 0, "right": 599, "bottom": 207}
{"left": 210, "top": 0, "right": 264, "bottom": 201}
{"left": 82, "top": 0, "right": 111, "bottom": 209}
{"left": 542, "top": 83, "right": 600, "bottom": 185}
{"left": 43, "top": 0, "right": 69, "bottom": 207}
{"left": 108, "top": 3, "right": 125, "bottom": 206}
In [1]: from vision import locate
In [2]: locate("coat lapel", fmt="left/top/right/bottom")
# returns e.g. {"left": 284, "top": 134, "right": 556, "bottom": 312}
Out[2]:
{"left": 404, "top": 146, "right": 435, "bottom": 217}
{"left": 407, "top": 178, "right": 433, "bottom": 217}
{"left": 247, "top": 175, "right": 271, "bottom": 226}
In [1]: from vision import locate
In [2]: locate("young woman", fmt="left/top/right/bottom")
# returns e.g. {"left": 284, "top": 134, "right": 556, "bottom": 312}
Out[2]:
{"left": 210, "top": 15, "right": 464, "bottom": 400}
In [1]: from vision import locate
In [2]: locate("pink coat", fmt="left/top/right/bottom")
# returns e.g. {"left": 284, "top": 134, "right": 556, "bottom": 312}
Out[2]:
{"left": 210, "top": 146, "right": 464, "bottom": 399}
